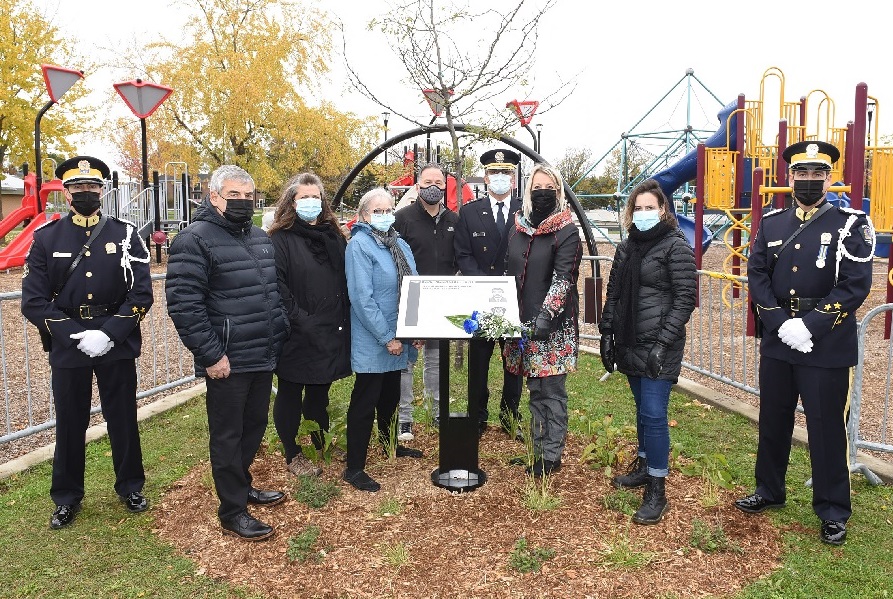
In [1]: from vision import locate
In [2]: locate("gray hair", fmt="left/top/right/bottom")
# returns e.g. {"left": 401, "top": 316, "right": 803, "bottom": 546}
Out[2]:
{"left": 283, "top": 172, "right": 325, "bottom": 200}
{"left": 522, "top": 163, "right": 567, "bottom": 218}
{"left": 209, "top": 165, "right": 254, "bottom": 193}
{"left": 356, "top": 187, "right": 393, "bottom": 223}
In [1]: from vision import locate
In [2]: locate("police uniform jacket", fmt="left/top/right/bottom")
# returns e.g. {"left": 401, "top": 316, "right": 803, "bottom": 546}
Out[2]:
{"left": 453, "top": 196, "right": 521, "bottom": 276}
{"left": 165, "top": 199, "right": 289, "bottom": 377}
{"left": 21, "top": 211, "right": 153, "bottom": 368}
{"left": 749, "top": 201, "right": 874, "bottom": 367}
{"left": 394, "top": 199, "right": 459, "bottom": 276}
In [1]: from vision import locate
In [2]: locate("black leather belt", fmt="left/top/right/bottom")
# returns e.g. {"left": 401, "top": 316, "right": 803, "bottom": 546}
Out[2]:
{"left": 60, "top": 303, "right": 121, "bottom": 319}
{"left": 776, "top": 297, "right": 821, "bottom": 313}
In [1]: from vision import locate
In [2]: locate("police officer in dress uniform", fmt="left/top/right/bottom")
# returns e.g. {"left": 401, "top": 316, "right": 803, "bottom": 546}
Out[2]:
{"left": 735, "top": 141, "right": 875, "bottom": 546}
{"left": 453, "top": 149, "right": 524, "bottom": 437}
{"left": 21, "top": 156, "right": 153, "bottom": 529}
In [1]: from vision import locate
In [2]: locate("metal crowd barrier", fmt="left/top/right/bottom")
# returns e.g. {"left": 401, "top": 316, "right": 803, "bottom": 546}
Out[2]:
{"left": 848, "top": 303, "right": 893, "bottom": 484}
{"left": 580, "top": 256, "right": 891, "bottom": 484}
{"left": 0, "top": 274, "right": 195, "bottom": 445}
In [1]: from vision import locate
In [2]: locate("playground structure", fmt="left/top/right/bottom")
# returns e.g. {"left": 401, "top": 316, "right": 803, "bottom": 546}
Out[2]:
{"left": 572, "top": 67, "right": 893, "bottom": 336}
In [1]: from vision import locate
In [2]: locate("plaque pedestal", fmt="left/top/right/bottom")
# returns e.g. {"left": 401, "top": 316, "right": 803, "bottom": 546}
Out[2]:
{"left": 430, "top": 339, "right": 487, "bottom": 492}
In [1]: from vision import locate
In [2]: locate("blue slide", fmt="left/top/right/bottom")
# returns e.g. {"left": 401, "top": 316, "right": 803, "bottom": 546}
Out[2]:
{"left": 649, "top": 100, "right": 739, "bottom": 252}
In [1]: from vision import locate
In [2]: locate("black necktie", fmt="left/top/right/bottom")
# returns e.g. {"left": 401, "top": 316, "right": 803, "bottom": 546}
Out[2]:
{"left": 496, "top": 201, "right": 505, "bottom": 232}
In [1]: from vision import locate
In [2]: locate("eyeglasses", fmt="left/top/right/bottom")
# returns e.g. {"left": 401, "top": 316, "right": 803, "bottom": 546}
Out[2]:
{"left": 370, "top": 208, "right": 394, "bottom": 215}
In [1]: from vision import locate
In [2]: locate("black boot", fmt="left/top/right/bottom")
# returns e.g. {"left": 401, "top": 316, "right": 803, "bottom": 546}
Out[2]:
{"left": 612, "top": 455, "right": 648, "bottom": 489}
{"left": 632, "top": 475, "right": 668, "bottom": 525}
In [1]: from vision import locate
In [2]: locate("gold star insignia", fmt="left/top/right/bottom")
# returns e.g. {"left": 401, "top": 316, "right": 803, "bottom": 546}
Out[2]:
{"left": 833, "top": 302, "right": 841, "bottom": 309}
{"left": 132, "top": 306, "right": 139, "bottom": 313}
{"left": 824, "top": 304, "right": 832, "bottom": 310}
{"left": 841, "top": 312, "right": 848, "bottom": 319}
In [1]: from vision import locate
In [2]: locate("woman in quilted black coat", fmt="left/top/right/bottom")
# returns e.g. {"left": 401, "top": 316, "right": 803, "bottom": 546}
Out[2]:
{"left": 599, "top": 179, "right": 696, "bottom": 525}
{"left": 268, "top": 173, "right": 351, "bottom": 479}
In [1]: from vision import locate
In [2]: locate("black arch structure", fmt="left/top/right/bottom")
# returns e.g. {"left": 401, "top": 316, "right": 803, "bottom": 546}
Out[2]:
{"left": 332, "top": 123, "right": 598, "bottom": 257}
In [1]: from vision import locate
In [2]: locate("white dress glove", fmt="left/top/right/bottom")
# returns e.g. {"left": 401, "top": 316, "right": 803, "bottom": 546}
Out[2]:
{"left": 777, "top": 318, "right": 812, "bottom": 350}
{"left": 70, "top": 330, "right": 112, "bottom": 358}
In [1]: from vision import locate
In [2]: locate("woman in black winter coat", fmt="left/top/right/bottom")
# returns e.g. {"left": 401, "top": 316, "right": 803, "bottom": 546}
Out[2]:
{"left": 268, "top": 173, "right": 351, "bottom": 478}
{"left": 599, "top": 179, "right": 696, "bottom": 525}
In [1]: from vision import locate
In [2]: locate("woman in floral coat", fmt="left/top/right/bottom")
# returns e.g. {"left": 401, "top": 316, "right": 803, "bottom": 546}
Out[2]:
{"left": 504, "top": 164, "right": 582, "bottom": 477}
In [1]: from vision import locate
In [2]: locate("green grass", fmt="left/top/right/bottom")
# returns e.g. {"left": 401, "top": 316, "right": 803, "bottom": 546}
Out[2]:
{"left": 285, "top": 525, "right": 323, "bottom": 563}
{"left": 508, "top": 537, "right": 555, "bottom": 573}
{"left": 292, "top": 475, "right": 341, "bottom": 509}
{"left": 1, "top": 351, "right": 892, "bottom": 598}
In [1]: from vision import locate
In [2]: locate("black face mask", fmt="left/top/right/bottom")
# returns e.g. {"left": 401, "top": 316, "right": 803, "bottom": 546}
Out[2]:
{"left": 223, "top": 199, "right": 254, "bottom": 224}
{"left": 69, "top": 191, "right": 102, "bottom": 216}
{"left": 529, "top": 188, "right": 557, "bottom": 227}
{"left": 418, "top": 184, "right": 445, "bottom": 205}
{"left": 792, "top": 179, "right": 826, "bottom": 206}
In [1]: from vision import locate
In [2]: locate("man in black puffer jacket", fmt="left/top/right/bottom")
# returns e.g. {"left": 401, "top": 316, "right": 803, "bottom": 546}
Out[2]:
{"left": 166, "top": 165, "right": 289, "bottom": 542}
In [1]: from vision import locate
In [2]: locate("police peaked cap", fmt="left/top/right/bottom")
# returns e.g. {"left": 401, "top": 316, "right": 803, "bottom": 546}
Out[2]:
{"left": 480, "top": 149, "right": 521, "bottom": 170}
{"left": 55, "top": 155, "right": 111, "bottom": 185}
{"left": 782, "top": 141, "right": 840, "bottom": 171}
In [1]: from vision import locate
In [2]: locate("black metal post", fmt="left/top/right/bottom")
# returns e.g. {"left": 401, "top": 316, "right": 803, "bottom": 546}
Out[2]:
{"left": 34, "top": 100, "right": 54, "bottom": 205}
{"left": 140, "top": 117, "right": 150, "bottom": 196}
{"left": 153, "top": 170, "right": 161, "bottom": 263}
{"left": 382, "top": 112, "right": 390, "bottom": 167}
{"left": 112, "top": 171, "right": 120, "bottom": 219}
{"left": 181, "top": 171, "right": 190, "bottom": 224}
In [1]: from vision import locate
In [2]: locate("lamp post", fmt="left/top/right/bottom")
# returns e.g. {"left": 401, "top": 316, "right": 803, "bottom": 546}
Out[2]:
{"left": 536, "top": 123, "right": 543, "bottom": 155}
{"left": 382, "top": 111, "right": 390, "bottom": 167}
{"left": 34, "top": 65, "right": 84, "bottom": 203}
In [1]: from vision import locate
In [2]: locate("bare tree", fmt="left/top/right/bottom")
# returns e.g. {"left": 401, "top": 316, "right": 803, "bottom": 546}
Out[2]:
{"left": 342, "top": 0, "right": 574, "bottom": 207}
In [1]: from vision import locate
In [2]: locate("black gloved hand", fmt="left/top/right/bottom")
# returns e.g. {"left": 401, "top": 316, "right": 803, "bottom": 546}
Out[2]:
{"left": 531, "top": 313, "right": 552, "bottom": 341}
{"left": 645, "top": 343, "right": 667, "bottom": 379}
{"left": 600, "top": 333, "right": 615, "bottom": 373}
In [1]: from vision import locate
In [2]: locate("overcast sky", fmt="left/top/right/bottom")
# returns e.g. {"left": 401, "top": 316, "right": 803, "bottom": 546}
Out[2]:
{"left": 32, "top": 0, "right": 893, "bottom": 177}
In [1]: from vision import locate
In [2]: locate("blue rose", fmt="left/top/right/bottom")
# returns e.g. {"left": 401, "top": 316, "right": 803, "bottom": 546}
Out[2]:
{"left": 463, "top": 318, "right": 480, "bottom": 334}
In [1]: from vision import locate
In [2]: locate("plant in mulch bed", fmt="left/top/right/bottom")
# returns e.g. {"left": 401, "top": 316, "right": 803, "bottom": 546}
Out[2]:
{"left": 509, "top": 537, "right": 556, "bottom": 573}
{"left": 599, "top": 526, "right": 656, "bottom": 569}
{"left": 296, "top": 418, "right": 347, "bottom": 465}
{"left": 378, "top": 412, "right": 400, "bottom": 461}
{"left": 293, "top": 476, "right": 341, "bottom": 509}
{"left": 673, "top": 449, "right": 734, "bottom": 508}
{"left": 581, "top": 414, "right": 637, "bottom": 477}
{"left": 689, "top": 518, "right": 743, "bottom": 554}
{"left": 286, "top": 525, "right": 325, "bottom": 563}
{"left": 603, "top": 488, "right": 639, "bottom": 516}
{"left": 382, "top": 542, "right": 409, "bottom": 567}
{"left": 375, "top": 497, "right": 402, "bottom": 517}
{"left": 522, "top": 474, "right": 562, "bottom": 511}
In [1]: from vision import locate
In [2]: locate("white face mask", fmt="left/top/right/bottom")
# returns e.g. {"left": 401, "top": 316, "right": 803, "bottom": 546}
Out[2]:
{"left": 487, "top": 173, "right": 512, "bottom": 196}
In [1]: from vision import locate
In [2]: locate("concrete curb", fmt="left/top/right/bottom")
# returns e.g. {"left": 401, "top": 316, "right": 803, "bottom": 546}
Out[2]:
{"left": 0, "top": 381, "right": 206, "bottom": 480}
{"left": 580, "top": 345, "right": 893, "bottom": 485}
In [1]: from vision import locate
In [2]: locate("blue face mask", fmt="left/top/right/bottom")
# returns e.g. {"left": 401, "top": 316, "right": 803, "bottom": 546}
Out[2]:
{"left": 369, "top": 213, "right": 395, "bottom": 232}
{"left": 632, "top": 211, "right": 661, "bottom": 231}
{"left": 487, "top": 173, "right": 512, "bottom": 196}
{"left": 295, "top": 197, "right": 322, "bottom": 222}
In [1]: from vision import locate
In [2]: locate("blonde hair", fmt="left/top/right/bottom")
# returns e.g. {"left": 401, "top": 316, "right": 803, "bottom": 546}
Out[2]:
{"left": 522, "top": 163, "right": 567, "bottom": 219}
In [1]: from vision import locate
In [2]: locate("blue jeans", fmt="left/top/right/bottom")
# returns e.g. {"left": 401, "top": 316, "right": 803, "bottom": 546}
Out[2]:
{"left": 626, "top": 376, "right": 673, "bottom": 476}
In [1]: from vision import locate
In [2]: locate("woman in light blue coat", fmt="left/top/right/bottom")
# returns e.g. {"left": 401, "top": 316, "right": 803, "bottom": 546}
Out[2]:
{"left": 343, "top": 188, "right": 422, "bottom": 491}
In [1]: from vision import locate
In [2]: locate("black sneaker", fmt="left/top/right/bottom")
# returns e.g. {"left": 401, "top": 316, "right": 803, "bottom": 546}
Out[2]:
{"left": 395, "top": 445, "right": 423, "bottom": 459}
{"left": 820, "top": 520, "right": 847, "bottom": 546}
{"left": 397, "top": 422, "right": 414, "bottom": 442}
